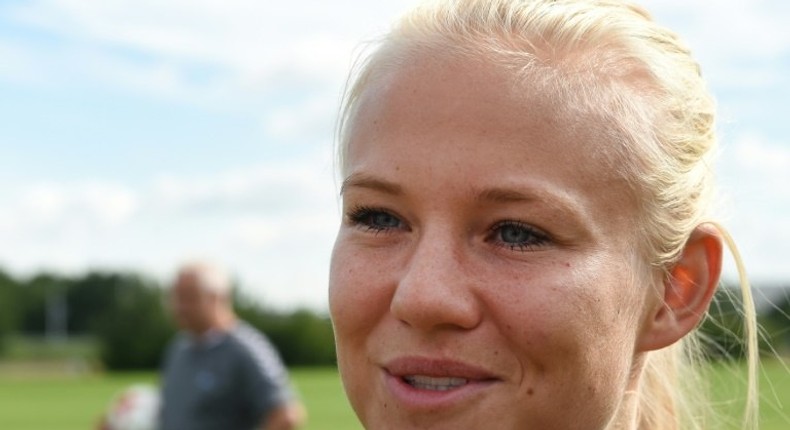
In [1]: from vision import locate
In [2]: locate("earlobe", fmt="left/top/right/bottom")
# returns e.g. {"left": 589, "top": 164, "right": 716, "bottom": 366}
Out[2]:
{"left": 637, "top": 224, "right": 723, "bottom": 352}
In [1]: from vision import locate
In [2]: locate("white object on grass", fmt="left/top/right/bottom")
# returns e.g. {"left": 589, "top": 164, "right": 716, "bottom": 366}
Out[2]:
{"left": 105, "top": 384, "right": 160, "bottom": 430}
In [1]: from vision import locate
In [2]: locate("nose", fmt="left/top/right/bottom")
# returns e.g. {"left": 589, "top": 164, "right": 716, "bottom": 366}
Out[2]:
{"left": 390, "top": 229, "right": 482, "bottom": 331}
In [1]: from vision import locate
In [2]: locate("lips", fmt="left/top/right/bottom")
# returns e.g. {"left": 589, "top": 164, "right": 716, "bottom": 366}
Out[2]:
{"left": 384, "top": 356, "right": 499, "bottom": 394}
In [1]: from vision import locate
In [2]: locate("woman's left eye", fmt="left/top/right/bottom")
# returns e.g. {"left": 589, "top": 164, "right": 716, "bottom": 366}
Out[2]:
{"left": 489, "top": 221, "right": 550, "bottom": 252}
{"left": 347, "top": 206, "right": 405, "bottom": 233}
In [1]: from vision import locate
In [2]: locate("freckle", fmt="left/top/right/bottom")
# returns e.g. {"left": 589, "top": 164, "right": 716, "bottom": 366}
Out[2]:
{"left": 527, "top": 388, "right": 534, "bottom": 396}
{"left": 565, "top": 262, "right": 571, "bottom": 267}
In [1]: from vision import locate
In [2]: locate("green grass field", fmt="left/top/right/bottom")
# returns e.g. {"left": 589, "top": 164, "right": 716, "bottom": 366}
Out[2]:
{"left": 706, "top": 359, "right": 790, "bottom": 429}
{"left": 0, "top": 362, "right": 788, "bottom": 429}
{"left": 0, "top": 367, "right": 360, "bottom": 430}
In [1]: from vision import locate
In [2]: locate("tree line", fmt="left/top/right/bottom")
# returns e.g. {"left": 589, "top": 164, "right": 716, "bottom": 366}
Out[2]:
{"left": 0, "top": 267, "right": 788, "bottom": 370}
{"left": 701, "top": 285, "right": 790, "bottom": 360}
{"left": 0, "top": 268, "right": 335, "bottom": 370}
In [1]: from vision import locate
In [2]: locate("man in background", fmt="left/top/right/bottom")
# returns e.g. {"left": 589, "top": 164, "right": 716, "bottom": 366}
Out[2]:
{"left": 161, "top": 261, "right": 306, "bottom": 430}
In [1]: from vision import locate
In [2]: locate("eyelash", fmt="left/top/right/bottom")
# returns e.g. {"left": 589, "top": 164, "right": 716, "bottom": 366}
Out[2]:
{"left": 487, "top": 220, "right": 551, "bottom": 252}
{"left": 347, "top": 206, "right": 405, "bottom": 234}
{"left": 347, "top": 206, "right": 550, "bottom": 252}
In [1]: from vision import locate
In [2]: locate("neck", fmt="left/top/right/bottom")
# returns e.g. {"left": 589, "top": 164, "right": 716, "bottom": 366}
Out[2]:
{"left": 607, "top": 390, "right": 640, "bottom": 430}
{"left": 191, "top": 307, "right": 237, "bottom": 337}
{"left": 606, "top": 353, "right": 648, "bottom": 430}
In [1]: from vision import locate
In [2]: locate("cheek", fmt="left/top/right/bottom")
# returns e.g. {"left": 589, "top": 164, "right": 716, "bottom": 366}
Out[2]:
{"left": 494, "top": 265, "right": 641, "bottom": 424}
{"left": 328, "top": 239, "right": 392, "bottom": 351}
{"left": 329, "top": 239, "right": 395, "bottom": 415}
{"left": 489, "top": 258, "right": 643, "bottom": 376}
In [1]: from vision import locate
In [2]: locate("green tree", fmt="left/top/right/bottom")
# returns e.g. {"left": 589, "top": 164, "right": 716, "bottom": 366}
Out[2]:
{"left": 0, "top": 268, "right": 20, "bottom": 354}
{"left": 761, "top": 288, "right": 790, "bottom": 355}
{"left": 698, "top": 287, "right": 747, "bottom": 360}
{"left": 67, "top": 272, "right": 128, "bottom": 334}
{"left": 93, "top": 274, "right": 174, "bottom": 370}
{"left": 17, "top": 272, "right": 65, "bottom": 335}
{"left": 235, "top": 297, "right": 336, "bottom": 366}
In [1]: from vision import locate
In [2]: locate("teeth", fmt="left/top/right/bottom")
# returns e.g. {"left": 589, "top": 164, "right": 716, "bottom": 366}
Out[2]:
{"left": 403, "top": 375, "right": 468, "bottom": 391}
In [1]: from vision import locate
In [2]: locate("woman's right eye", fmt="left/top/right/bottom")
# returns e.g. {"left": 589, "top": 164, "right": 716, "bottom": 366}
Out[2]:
{"left": 347, "top": 206, "right": 404, "bottom": 233}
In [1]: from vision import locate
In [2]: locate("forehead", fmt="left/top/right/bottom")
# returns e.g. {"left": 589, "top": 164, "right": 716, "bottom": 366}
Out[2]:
{"left": 362, "top": 45, "right": 630, "bottom": 159}
{"left": 356, "top": 49, "right": 631, "bottom": 178}
{"left": 173, "top": 272, "right": 202, "bottom": 294}
{"left": 345, "top": 47, "right": 640, "bottom": 234}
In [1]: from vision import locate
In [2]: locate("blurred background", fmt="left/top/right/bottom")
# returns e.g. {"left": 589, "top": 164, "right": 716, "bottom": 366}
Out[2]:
{"left": 0, "top": 1, "right": 788, "bottom": 429}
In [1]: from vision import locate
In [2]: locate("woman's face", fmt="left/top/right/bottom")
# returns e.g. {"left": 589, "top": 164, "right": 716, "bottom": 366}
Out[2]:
{"left": 329, "top": 50, "right": 656, "bottom": 430}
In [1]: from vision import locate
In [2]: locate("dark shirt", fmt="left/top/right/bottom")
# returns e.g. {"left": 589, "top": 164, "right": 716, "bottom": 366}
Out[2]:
{"left": 160, "top": 321, "right": 294, "bottom": 430}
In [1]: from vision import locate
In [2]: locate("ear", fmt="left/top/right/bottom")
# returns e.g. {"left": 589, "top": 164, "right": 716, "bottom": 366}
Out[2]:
{"left": 636, "top": 224, "right": 723, "bottom": 352}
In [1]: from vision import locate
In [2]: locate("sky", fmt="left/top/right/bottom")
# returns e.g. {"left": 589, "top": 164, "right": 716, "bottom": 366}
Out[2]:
{"left": 0, "top": 0, "right": 788, "bottom": 311}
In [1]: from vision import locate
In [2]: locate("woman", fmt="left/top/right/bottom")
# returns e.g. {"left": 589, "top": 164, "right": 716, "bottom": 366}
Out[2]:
{"left": 328, "top": 1, "right": 758, "bottom": 429}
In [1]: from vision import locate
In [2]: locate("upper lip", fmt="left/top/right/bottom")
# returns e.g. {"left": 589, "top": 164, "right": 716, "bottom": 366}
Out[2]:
{"left": 384, "top": 356, "right": 500, "bottom": 381}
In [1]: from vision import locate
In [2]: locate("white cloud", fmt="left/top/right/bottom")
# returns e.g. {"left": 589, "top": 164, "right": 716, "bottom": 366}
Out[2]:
{"left": 717, "top": 133, "right": 790, "bottom": 282}
{"left": 1, "top": 0, "right": 419, "bottom": 107}
{"left": 730, "top": 134, "right": 790, "bottom": 171}
{"left": 641, "top": 0, "right": 790, "bottom": 91}
{"left": 0, "top": 154, "right": 340, "bottom": 309}
{"left": 0, "top": 181, "right": 141, "bottom": 281}
{"left": 20, "top": 185, "right": 68, "bottom": 224}
{"left": 81, "top": 184, "right": 139, "bottom": 226}
{"left": 0, "top": 39, "right": 47, "bottom": 85}
{"left": 152, "top": 152, "right": 336, "bottom": 214}
{"left": 4, "top": 0, "right": 787, "bottom": 99}
{"left": 263, "top": 96, "right": 338, "bottom": 141}
{"left": 2, "top": 182, "right": 138, "bottom": 232}
{"left": 719, "top": 133, "right": 790, "bottom": 204}
{"left": 228, "top": 217, "right": 279, "bottom": 249}
{"left": 644, "top": 0, "right": 790, "bottom": 52}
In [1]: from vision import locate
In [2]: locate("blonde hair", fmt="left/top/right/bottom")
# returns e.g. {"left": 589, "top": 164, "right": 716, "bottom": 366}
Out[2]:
{"left": 336, "top": 0, "right": 758, "bottom": 429}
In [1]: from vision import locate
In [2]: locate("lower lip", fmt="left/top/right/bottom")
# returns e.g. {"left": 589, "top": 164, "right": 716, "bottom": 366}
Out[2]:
{"left": 383, "top": 370, "right": 496, "bottom": 410}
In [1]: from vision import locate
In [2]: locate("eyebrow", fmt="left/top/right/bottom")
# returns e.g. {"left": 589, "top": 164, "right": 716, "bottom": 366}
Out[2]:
{"left": 476, "top": 187, "right": 539, "bottom": 204}
{"left": 475, "top": 185, "right": 585, "bottom": 221}
{"left": 340, "top": 173, "right": 403, "bottom": 196}
{"left": 342, "top": 174, "right": 579, "bottom": 213}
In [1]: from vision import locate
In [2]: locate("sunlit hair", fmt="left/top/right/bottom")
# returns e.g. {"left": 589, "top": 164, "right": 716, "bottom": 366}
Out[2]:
{"left": 177, "top": 261, "right": 232, "bottom": 297}
{"left": 335, "top": 0, "right": 758, "bottom": 429}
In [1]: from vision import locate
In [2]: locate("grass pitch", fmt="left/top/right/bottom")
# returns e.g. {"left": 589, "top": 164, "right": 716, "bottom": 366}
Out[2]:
{"left": 0, "top": 367, "right": 360, "bottom": 430}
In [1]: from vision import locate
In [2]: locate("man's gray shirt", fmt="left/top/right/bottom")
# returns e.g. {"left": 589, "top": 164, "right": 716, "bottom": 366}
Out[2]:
{"left": 160, "top": 321, "right": 294, "bottom": 430}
